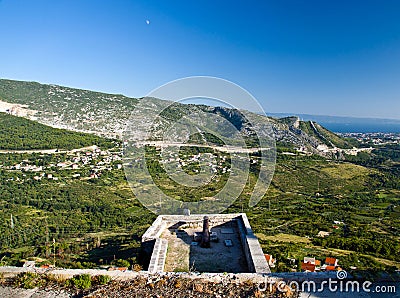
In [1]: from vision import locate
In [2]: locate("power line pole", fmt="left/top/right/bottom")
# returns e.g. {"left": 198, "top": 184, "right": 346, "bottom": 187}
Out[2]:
{"left": 45, "top": 219, "right": 49, "bottom": 258}
{"left": 53, "top": 238, "right": 56, "bottom": 267}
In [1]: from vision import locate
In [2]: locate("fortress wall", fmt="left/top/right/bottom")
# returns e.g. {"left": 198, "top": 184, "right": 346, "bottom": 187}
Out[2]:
{"left": 141, "top": 213, "right": 270, "bottom": 274}
{"left": 147, "top": 238, "right": 168, "bottom": 273}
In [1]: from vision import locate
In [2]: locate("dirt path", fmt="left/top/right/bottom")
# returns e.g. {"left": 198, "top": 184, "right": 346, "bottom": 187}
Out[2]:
{"left": 135, "top": 141, "right": 270, "bottom": 153}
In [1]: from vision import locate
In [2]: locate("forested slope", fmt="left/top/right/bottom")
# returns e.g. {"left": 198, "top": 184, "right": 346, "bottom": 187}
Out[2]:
{"left": 0, "top": 112, "right": 115, "bottom": 150}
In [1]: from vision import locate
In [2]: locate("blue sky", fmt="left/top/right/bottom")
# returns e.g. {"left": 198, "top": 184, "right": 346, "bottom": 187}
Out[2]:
{"left": 0, "top": 0, "right": 399, "bottom": 119}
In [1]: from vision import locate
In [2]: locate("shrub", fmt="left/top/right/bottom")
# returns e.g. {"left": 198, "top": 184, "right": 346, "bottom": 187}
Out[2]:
{"left": 14, "top": 272, "right": 42, "bottom": 289}
{"left": 113, "top": 259, "right": 130, "bottom": 268}
{"left": 69, "top": 274, "right": 91, "bottom": 289}
{"left": 95, "top": 274, "right": 111, "bottom": 285}
{"left": 45, "top": 273, "right": 68, "bottom": 284}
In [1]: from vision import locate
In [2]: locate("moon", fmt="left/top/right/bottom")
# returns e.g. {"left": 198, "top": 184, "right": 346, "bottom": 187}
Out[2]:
{"left": 146, "top": 20, "right": 150, "bottom": 25}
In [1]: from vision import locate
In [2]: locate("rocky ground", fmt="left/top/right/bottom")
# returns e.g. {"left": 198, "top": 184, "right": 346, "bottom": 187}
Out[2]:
{"left": 1, "top": 274, "right": 298, "bottom": 298}
{"left": 83, "top": 275, "right": 296, "bottom": 298}
{"left": 0, "top": 286, "right": 70, "bottom": 298}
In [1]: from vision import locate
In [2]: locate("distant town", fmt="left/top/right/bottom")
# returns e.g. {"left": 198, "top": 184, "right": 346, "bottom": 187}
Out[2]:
{"left": 339, "top": 132, "right": 400, "bottom": 146}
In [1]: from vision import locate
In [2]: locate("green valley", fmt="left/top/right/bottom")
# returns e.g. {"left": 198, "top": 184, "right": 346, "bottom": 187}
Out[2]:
{"left": 0, "top": 80, "right": 399, "bottom": 275}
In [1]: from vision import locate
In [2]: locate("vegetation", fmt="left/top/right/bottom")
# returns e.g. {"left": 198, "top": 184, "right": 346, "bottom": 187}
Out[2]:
{"left": 95, "top": 274, "right": 112, "bottom": 285}
{"left": 0, "top": 79, "right": 398, "bottom": 273}
{"left": 13, "top": 272, "right": 43, "bottom": 289}
{"left": 7, "top": 272, "right": 111, "bottom": 292}
{"left": 299, "top": 121, "right": 358, "bottom": 148}
{"left": 68, "top": 274, "right": 92, "bottom": 289}
{"left": 0, "top": 79, "right": 138, "bottom": 136}
{"left": 1, "top": 138, "right": 399, "bottom": 272}
{"left": 0, "top": 112, "right": 115, "bottom": 150}
{"left": 3, "top": 273, "right": 298, "bottom": 297}
{"left": 239, "top": 150, "right": 400, "bottom": 272}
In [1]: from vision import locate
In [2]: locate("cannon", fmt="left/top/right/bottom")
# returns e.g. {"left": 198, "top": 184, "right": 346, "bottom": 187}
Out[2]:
{"left": 200, "top": 216, "right": 210, "bottom": 248}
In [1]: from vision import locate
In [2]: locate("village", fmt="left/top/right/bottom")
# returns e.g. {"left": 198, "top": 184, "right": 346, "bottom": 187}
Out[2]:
{"left": 339, "top": 132, "right": 400, "bottom": 146}
{"left": 264, "top": 253, "right": 343, "bottom": 273}
{"left": 0, "top": 145, "right": 123, "bottom": 182}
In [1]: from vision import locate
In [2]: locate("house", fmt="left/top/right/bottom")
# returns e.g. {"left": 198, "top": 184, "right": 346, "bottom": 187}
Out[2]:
{"left": 325, "top": 265, "right": 337, "bottom": 271}
{"left": 108, "top": 267, "right": 127, "bottom": 272}
{"left": 23, "top": 261, "right": 36, "bottom": 268}
{"left": 301, "top": 262, "right": 316, "bottom": 272}
{"left": 304, "top": 257, "right": 316, "bottom": 264}
{"left": 264, "top": 254, "right": 276, "bottom": 268}
{"left": 57, "top": 162, "right": 68, "bottom": 168}
{"left": 321, "top": 257, "right": 339, "bottom": 271}
{"left": 301, "top": 256, "right": 321, "bottom": 272}
{"left": 317, "top": 231, "right": 330, "bottom": 237}
{"left": 325, "top": 257, "right": 338, "bottom": 267}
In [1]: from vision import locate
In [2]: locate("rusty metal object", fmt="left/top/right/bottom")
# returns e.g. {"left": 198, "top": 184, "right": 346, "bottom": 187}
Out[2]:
{"left": 200, "top": 216, "right": 210, "bottom": 248}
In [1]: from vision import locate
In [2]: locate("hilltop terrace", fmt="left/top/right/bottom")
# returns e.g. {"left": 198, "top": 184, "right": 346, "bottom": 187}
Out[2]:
{"left": 141, "top": 213, "right": 270, "bottom": 274}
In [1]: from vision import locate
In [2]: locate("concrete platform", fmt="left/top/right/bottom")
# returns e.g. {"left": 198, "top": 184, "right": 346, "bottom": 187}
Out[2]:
{"left": 142, "top": 213, "right": 270, "bottom": 274}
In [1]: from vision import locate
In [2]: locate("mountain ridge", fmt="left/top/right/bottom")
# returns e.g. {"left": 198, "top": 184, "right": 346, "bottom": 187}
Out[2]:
{"left": 0, "top": 79, "right": 356, "bottom": 156}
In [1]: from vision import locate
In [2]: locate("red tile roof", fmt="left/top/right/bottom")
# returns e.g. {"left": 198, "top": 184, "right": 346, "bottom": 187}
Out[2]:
{"left": 325, "top": 265, "right": 336, "bottom": 271}
{"left": 301, "top": 262, "right": 316, "bottom": 272}
{"left": 325, "top": 257, "right": 337, "bottom": 266}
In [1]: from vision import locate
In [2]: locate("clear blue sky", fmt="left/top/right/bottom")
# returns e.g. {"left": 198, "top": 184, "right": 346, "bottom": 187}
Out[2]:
{"left": 0, "top": 0, "right": 399, "bottom": 119}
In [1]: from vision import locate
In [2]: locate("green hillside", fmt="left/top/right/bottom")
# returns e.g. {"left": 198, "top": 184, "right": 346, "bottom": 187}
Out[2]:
{"left": 299, "top": 120, "right": 357, "bottom": 148}
{"left": 0, "top": 112, "right": 115, "bottom": 150}
{"left": 0, "top": 79, "right": 355, "bottom": 152}
{"left": 0, "top": 79, "right": 138, "bottom": 118}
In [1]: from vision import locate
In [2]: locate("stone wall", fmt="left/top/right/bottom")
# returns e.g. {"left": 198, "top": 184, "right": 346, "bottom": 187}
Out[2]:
{"left": 141, "top": 213, "right": 270, "bottom": 274}
{"left": 147, "top": 238, "right": 168, "bottom": 273}
{"left": 236, "top": 214, "right": 271, "bottom": 273}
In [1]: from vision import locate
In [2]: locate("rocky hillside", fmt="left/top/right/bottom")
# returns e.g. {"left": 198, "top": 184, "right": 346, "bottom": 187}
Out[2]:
{"left": 0, "top": 79, "right": 355, "bottom": 154}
